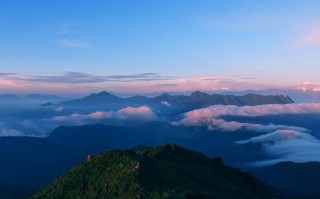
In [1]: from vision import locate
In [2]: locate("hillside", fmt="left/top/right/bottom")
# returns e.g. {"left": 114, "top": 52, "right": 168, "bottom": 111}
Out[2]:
{"left": 33, "top": 144, "right": 279, "bottom": 199}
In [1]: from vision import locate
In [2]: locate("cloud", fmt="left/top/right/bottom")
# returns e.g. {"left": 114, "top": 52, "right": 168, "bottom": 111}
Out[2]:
{"left": 51, "top": 21, "right": 83, "bottom": 35}
{"left": 161, "top": 101, "right": 171, "bottom": 106}
{"left": 298, "top": 29, "right": 320, "bottom": 46}
{"left": 174, "top": 103, "right": 320, "bottom": 165}
{"left": 236, "top": 129, "right": 320, "bottom": 166}
{"left": 173, "top": 103, "right": 320, "bottom": 132}
{"left": 297, "top": 82, "right": 320, "bottom": 92}
{"left": 111, "top": 73, "right": 171, "bottom": 81}
{"left": 0, "top": 71, "right": 267, "bottom": 94}
{"left": 174, "top": 113, "right": 306, "bottom": 133}
{"left": 89, "top": 111, "right": 112, "bottom": 120}
{"left": 0, "top": 121, "right": 24, "bottom": 137}
{"left": 0, "top": 72, "right": 15, "bottom": 77}
{"left": 54, "top": 107, "right": 64, "bottom": 112}
{"left": 150, "top": 76, "right": 265, "bottom": 93}
{"left": 116, "top": 106, "right": 158, "bottom": 121}
{"left": 20, "top": 72, "right": 174, "bottom": 84}
{"left": 53, "top": 111, "right": 113, "bottom": 124}
{"left": 53, "top": 106, "right": 157, "bottom": 125}
{"left": 176, "top": 104, "right": 320, "bottom": 124}
{"left": 152, "top": 83, "right": 178, "bottom": 88}
{"left": 20, "top": 119, "right": 48, "bottom": 136}
{"left": 58, "top": 39, "right": 90, "bottom": 49}
{"left": 25, "top": 72, "right": 107, "bottom": 84}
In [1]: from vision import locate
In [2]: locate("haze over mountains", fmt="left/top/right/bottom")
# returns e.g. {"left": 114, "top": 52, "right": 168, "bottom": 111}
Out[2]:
{"left": 0, "top": 94, "right": 66, "bottom": 106}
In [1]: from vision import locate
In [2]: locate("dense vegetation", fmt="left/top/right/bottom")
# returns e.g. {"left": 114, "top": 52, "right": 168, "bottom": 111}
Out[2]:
{"left": 33, "top": 144, "right": 279, "bottom": 199}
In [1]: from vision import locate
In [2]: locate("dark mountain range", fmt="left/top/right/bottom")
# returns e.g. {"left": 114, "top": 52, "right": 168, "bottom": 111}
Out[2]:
{"left": 221, "top": 89, "right": 320, "bottom": 103}
{"left": 249, "top": 161, "right": 320, "bottom": 197}
{"left": 61, "top": 91, "right": 294, "bottom": 109}
{"left": 32, "top": 144, "right": 279, "bottom": 199}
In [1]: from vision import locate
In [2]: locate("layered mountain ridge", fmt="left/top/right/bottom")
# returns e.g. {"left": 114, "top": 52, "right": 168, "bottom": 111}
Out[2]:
{"left": 61, "top": 91, "right": 294, "bottom": 108}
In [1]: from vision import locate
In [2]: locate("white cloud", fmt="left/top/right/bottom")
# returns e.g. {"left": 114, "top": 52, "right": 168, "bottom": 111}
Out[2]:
{"left": 116, "top": 106, "right": 158, "bottom": 121}
{"left": 0, "top": 121, "right": 24, "bottom": 137}
{"left": 54, "top": 107, "right": 64, "bottom": 112}
{"left": 236, "top": 129, "right": 320, "bottom": 166}
{"left": 58, "top": 39, "right": 90, "bottom": 49}
{"left": 161, "top": 101, "right": 171, "bottom": 106}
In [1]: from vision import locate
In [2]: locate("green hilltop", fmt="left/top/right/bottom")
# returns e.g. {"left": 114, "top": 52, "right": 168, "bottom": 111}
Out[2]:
{"left": 32, "top": 144, "right": 280, "bottom": 199}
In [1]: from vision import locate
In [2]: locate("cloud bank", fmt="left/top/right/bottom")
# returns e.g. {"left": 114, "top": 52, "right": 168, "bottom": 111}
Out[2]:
{"left": 174, "top": 103, "right": 320, "bottom": 131}
{"left": 0, "top": 119, "right": 49, "bottom": 137}
{"left": 53, "top": 106, "right": 157, "bottom": 125}
{"left": 0, "top": 121, "right": 24, "bottom": 137}
{"left": 12, "top": 72, "right": 175, "bottom": 84}
{"left": 236, "top": 129, "right": 320, "bottom": 166}
{"left": 174, "top": 103, "right": 320, "bottom": 165}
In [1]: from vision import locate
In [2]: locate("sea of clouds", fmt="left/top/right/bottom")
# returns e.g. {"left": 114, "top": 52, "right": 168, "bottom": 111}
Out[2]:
{"left": 174, "top": 103, "right": 320, "bottom": 165}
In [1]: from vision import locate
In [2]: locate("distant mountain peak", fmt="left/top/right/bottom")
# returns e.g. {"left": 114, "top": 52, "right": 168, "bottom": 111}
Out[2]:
{"left": 189, "top": 91, "right": 210, "bottom": 99}
{"left": 93, "top": 91, "right": 114, "bottom": 96}
{"left": 160, "top": 93, "right": 171, "bottom": 97}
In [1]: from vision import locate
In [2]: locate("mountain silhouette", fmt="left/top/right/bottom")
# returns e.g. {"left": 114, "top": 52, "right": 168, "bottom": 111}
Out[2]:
{"left": 61, "top": 91, "right": 294, "bottom": 109}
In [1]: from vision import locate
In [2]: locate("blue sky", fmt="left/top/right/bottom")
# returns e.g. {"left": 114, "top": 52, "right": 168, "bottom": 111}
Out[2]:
{"left": 1, "top": 0, "right": 320, "bottom": 94}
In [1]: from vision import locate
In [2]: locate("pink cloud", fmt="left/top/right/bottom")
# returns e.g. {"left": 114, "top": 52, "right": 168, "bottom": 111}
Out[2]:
{"left": 184, "top": 103, "right": 320, "bottom": 119}
{"left": 297, "top": 82, "right": 320, "bottom": 92}
{"left": 298, "top": 29, "right": 320, "bottom": 46}
{"left": 52, "top": 111, "right": 113, "bottom": 125}
{"left": 89, "top": 111, "right": 113, "bottom": 120}
{"left": 173, "top": 103, "right": 320, "bottom": 132}
{"left": 174, "top": 103, "right": 320, "bottom": 165}
{"left": 116, "top": 106, "right": 157, "bottom": 121}
{"left": 52, "top": 106, "right": 157, "bottom": 125}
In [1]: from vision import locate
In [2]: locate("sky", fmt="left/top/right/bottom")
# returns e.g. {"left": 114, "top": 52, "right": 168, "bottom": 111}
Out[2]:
{"left": 1, "top": 0, "right": 320, "bottom": 95}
